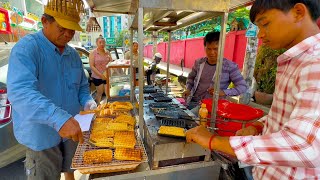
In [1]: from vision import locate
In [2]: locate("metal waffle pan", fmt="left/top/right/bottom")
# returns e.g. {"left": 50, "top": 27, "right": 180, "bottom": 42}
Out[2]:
{"left": 149, "top": 92, "right": 165, "bottom": 98}
{"left": 160, "top": 118, "right": 186, "bottom": 128}
{"left": 143, "top": 88, "right": 157, "bottom": 93}
{"left": 153, "top": 96, "right": 172, "bottom": 102}
{"left": 155, "top": 109, "right": 193, "bottom": 120}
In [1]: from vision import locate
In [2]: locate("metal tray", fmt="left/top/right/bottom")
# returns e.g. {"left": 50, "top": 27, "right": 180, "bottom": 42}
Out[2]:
{"left": 71, "top": 131, "right": 148, "bottom": 174}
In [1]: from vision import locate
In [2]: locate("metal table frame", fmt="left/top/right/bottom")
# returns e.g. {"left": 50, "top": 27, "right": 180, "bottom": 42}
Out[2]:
{"left": 85, "top": 0, "right": 255, "bottom": 179}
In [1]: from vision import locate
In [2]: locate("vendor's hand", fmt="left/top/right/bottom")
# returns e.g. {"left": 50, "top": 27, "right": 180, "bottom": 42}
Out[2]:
{"left": 207, "top": 87, "right": 226, "bottom": 97}
{"left": 84, "top": 100, "right": 97, "bottom": 111}
{"left": 58, "top": 117, "right": 84, "bottom": 144}
{"left": 235, "top": 126, "right": 259, "bottom": 136}
{"left": 182, "top": 89, "right": 191, "bottom": 99}
{"left": 186, "top": 125, "right": 212, "bottom": 149}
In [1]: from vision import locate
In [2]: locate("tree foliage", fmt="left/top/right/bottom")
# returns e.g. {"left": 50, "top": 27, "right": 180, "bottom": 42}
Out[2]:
{"left": 171, "top": 7, "right": 250, "bottom": 40}
{"left": 253, "top": 46, "right": 285, "bottom": 94}
{"left": 115, "top": 30, "right": 128, "bottom": 47}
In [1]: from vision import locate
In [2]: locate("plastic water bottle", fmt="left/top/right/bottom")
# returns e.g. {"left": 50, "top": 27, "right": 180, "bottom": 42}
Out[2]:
{"left": 199, "top": 103, "right": 208, "bottom": 126}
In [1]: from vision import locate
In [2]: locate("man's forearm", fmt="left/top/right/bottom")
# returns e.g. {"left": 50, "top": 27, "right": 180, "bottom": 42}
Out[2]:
{"left": 211, "top": 136, "right": 236, "bottom": 157}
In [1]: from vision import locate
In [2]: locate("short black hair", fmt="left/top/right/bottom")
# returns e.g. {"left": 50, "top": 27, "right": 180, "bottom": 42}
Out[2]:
{"left": 42, "top": 13, "right": 55, "bottom": 23}
{"left": 203, "top": 32, "right": 220, "bottom": 46}
{"left": 250, "top": 0, "right": 320, "bottom": 23}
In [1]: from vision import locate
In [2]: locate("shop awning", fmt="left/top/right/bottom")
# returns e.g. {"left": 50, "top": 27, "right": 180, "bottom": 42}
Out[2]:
{"left": 85, "top": 0, "right": 254, "bottom": 32}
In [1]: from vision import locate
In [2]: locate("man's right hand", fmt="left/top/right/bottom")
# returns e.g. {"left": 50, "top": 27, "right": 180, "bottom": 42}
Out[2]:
{"left": 182, "top": 89, "right": 191, "bottom": 99}
{"left": 58, "top": 117, "right": 84, "bottom": 144}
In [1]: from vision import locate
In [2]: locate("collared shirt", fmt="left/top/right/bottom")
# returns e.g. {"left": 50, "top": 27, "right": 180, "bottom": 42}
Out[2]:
{"left": 186, "top": 57, "right": 247, "bottom": 103}
{"left": 7, "top": 30, "right": 93, "bottom": 151}
{"left": 230, "top": 33, "right": 320, "bottom": 179}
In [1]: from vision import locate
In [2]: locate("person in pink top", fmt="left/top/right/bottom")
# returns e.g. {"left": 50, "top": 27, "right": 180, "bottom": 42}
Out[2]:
{"left": 186, "top": 0, "right": 320, "bottom": 179}
{"left": 89, "top": 37, "right": 112, "bottom": 104}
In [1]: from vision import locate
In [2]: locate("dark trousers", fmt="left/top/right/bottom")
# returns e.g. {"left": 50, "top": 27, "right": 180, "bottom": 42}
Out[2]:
{"left": 146, "top": 69, "right": 153, "bottom": 85}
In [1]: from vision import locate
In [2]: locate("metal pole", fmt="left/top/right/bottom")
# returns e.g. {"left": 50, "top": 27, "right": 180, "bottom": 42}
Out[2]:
{"left": 16, "top": 13, "right": 21, "bottom": 40}
{"left": 165, "top": 31, "right": 172, "bottom": 94}
{"left": 152, "top": 31, "right": 158, "bottom": 56}
{"left": 239, "top": 36, "right": 259, "bottom": 104}
{"left": 210, "top": 12, "right": 228, "bottom": 130}
{"left": 138, "top": 7, "right": 144, "bottom": 136}
{"left": 130, "top": 28, "right": 134, "bottom": 102}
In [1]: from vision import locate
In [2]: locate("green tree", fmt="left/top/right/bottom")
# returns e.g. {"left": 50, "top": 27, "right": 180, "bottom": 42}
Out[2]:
{"left": 177, "top": 7, "right": 250, "bottom": 40}
{"left": 115, "top": 30, "right": 128, "bottom": 47}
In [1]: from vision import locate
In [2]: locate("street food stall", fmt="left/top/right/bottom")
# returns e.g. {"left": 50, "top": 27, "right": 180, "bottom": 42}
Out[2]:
{"left": 73, "top": 0, "right": 256, "bottom": 179}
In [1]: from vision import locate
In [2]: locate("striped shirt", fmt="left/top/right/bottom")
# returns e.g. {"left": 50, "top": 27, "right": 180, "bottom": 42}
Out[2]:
{"left": 230, "top": 33, "right": 320, "bottom": 179}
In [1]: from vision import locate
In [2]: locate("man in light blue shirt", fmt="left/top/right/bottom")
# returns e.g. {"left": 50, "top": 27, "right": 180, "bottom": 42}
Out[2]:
{"left": 7, "top": 1, "right": 96, "bottom": 179}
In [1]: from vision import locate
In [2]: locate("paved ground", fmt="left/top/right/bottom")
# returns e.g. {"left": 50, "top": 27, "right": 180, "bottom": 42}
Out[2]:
{"left": 0, "top": 158, "right": 25, "bottom": 180}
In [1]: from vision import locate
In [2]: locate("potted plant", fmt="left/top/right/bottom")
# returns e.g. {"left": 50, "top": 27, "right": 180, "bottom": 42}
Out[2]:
{"left": 253, "top": 45, "right": 285, "bottom": 105}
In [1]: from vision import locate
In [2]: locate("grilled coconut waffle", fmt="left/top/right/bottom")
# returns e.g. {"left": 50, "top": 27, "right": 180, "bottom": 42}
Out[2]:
{"left": 97, "top": 108, "right": 115, "bottom": 117}
{"left": 114, "top": 131, "right": 136, "bottom": 149}
{"left": 114, "top": 148, "right": 142, "bottom": 161}
{"left": 91, "top": 124, "right": 107, "bottom": 133}
{"left": 94, "top": 118, "right": 113, "bottom": 124}
{"left": 158, "top": 126, "right": 186, "bottom": 137}
{"left": 114, "top": 115, "right": 135, "bottom": 126}
{"left": 83, "top": 149, "right": 113, "bottom": 164}
{"left": 89, "top": 138, "right": 114, "bottom": 148}
{"left": 90, "top": 130, "right": 115, "bottom": 139}
{"left": 111, "top": 101, "right": 133, "bottom": 111}
{"left": 97, "top": 103, "right": 111, "bottom": 110}
{"left": 106, "top": 123, "right": 128, "bottom": 131}
{"left": 79, "top": 109, "right": 98, "bottom": 115}
{"left": 89, "top": 129, "right": 115, "bottom": 147}
{"left": 91, "top": 118, "right": 113, "bottom": 133}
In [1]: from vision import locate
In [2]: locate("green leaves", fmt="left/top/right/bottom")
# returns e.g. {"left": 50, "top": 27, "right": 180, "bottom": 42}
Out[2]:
{"left": 254, "top": 45, "right": 286, "bottom": 94}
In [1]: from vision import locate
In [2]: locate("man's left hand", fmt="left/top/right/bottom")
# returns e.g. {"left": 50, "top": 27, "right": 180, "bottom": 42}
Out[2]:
{"left": 84, "top": 100, "right": 97, "bottom": 111}
{"left": 208, "top": 87, "right": 226, "bottom": 96}
{"left": 186, "top": 125, "right": 213, "bottom": 149}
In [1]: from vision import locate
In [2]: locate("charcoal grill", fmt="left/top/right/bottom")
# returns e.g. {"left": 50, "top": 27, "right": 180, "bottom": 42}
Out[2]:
{"left": 143, "top": 98, "right": 210, "bottom": 169}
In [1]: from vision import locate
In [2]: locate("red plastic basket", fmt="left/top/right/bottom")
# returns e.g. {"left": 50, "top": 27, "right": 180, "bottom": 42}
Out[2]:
{"left": 202, "top": 99, "right": 264, "bottom": 136}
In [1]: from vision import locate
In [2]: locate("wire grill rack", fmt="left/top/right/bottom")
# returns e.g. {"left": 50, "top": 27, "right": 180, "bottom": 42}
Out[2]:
{"left": 71, "top": 131, "right": 148, "bottom": 174}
